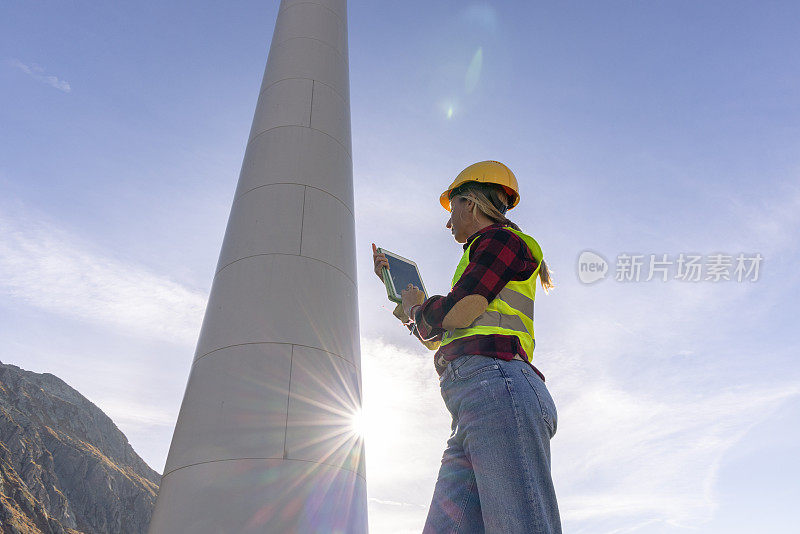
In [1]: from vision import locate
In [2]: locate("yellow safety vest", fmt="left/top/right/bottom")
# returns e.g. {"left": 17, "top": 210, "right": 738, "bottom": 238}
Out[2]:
{"left": 440, "top": 227, "right": 542, "bottom": 362}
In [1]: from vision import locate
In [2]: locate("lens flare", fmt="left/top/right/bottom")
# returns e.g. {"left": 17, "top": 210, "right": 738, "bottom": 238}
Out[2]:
{"left": 465, "top": 46, "right": 483, "bottom": 94}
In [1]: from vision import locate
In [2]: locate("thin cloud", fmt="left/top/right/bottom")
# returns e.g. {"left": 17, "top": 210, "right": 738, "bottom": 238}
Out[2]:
{"left": 730, "top": 180, "right": 800, "bottom": 256}
{"left": 7, "top": 58, "right": 72, "bottom": 92}
{"left": 99, "top": 399, "right": 176, "bottom": 431}
{"left": 368, "top": 497, "right": 425, "bottom": 508}
{"left": 556, "top": 380, "right": 798, "bottom": 527}
{"left": 0, "top": 208, "right": 207, "bottom": 345}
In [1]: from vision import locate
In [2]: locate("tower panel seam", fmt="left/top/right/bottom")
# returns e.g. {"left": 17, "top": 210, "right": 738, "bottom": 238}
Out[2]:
{"left": 248, "top": 124, "right": 351, "bottom": 158}
{"left": 260, "top": 76, "right": 347, "bottom": 105}
{"left": 235, "top": 183, "right": 354, "bottom": 218}
{"left": 194, "top": 341, "right": 361, "bottom": 370}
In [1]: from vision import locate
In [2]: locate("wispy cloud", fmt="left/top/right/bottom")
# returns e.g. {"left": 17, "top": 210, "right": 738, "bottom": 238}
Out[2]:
{"left": 368, "top": 498, "right": 425, "bottom": 508}
{"left": 556, "top": 381, "right": 798, "bottom": 527}
{"left": 729, "top": 179, "right": 800, "bottom": 257}
{"left": 0, "top": 208, "right": 207, "bottom": 345}
{"left": 99, "top": 398, "right": 176, "bottom": 431}
{"left": 7, "top": 58, "right": 72, "bottom": 92}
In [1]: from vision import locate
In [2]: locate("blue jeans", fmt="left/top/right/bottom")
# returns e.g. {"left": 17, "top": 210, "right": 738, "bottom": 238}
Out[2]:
{"left": 423, "top": 355, "right": 562, "bottom": 534}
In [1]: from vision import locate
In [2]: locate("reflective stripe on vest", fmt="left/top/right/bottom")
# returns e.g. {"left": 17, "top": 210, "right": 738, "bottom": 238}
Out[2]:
{"left": 440, "top": 227, "right": 542, "bottom": 362}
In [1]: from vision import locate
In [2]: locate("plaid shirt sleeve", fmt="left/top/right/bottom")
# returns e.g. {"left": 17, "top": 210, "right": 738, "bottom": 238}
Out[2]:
{"left": 410, "top": 226, "right": 538, "bottom": 340}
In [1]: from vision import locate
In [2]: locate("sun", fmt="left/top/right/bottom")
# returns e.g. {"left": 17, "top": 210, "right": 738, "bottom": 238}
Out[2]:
{"left": 350, "top": 407, "right": 366, "bottom": 438}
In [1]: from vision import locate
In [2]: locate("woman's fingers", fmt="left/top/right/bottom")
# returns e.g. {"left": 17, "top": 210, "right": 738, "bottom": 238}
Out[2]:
{"left": 372, "top": 244, "right": 389, "bottom": 278}
{"left": 371, "top": 245, "right": 388, "bottom": 275}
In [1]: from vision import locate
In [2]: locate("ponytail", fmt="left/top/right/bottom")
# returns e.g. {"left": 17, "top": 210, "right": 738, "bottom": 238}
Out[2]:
{"left": 537, "top": 259, "right": 554, "bottom": 294}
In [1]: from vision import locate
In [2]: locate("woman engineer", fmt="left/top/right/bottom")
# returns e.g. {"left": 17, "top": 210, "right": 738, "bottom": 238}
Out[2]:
{"left": 371, "top": 160, "right": 562, "bottom": 534}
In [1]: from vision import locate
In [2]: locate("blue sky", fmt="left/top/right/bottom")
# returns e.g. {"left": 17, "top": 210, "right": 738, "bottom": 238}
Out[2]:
{"left": 2, "top": 1, "right": 800, "bottom": 532}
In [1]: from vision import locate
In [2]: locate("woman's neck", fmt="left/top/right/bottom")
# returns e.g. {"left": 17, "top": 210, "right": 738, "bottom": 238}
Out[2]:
{"left": 465, "top": 218, "right": 497, "bottom": 238}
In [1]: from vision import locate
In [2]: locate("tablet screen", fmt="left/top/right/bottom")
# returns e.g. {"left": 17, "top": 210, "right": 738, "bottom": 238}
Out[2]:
{"left": 386, "top": 255, "right": 426, "bottom": 297}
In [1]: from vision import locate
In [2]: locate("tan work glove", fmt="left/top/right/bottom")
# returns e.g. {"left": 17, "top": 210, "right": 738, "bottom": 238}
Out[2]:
{"left": 392, "top": 302, "right": 409, "bottom": 322}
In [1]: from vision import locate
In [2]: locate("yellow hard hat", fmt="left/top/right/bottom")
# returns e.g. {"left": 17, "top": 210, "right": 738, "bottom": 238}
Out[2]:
{"left": 439, "top": 160, "right": 520, "bottom": 211}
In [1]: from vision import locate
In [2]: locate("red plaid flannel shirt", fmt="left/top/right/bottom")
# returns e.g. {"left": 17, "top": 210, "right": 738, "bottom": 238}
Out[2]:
{"left": 405, "top": 223, "right": 546, "bottom": 380}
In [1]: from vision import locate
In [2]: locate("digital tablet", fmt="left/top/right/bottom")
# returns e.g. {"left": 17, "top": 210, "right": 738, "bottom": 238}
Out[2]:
{"left": 376, "top": 248, "right": 427, "bottom": 304}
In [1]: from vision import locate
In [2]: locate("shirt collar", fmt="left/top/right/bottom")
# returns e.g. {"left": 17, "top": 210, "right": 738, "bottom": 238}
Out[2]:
{"left": 463, "top": 222, "right": 509, "bottom": 250}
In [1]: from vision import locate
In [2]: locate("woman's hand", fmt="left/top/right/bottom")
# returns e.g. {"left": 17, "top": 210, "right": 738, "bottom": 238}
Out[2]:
{"left": 372, "top": 243, "right": 390, "bottom": 280}
{"left": 401, "top": 284, "right": 426, "bottom": 318}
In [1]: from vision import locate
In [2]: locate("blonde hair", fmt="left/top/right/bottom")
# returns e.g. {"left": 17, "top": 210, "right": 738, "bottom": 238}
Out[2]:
{"left": 451, "top": 182, "right": 555, "bottom": 294}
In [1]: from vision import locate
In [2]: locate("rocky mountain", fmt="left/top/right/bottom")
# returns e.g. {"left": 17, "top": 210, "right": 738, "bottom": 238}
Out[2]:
{"left": 0, "top": 361, "right": 160, "bottom": 534}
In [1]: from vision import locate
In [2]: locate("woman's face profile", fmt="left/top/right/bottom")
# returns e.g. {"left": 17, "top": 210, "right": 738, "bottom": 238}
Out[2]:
{"left": 446, "top": 196, "right": 471, "bottom": 244}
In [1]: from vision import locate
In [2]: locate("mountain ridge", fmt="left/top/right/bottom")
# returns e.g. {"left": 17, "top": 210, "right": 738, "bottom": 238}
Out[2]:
{"left": 0, "top": 360, "right": 160, "bottom": 534}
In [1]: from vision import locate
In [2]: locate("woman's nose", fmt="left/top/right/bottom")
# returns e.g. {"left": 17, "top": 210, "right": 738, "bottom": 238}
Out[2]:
{"left": 446, "top": 217, "right": 452, "bottom": 229}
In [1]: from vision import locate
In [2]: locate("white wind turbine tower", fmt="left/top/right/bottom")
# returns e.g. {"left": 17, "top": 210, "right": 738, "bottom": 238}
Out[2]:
{"left": 149, "top": 0, "right": 367, "bottom": 531}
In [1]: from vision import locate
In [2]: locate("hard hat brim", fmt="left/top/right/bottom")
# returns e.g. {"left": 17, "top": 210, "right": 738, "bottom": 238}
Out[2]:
{"left": 439, "top": 185, "right": 520, "bottom": 212}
